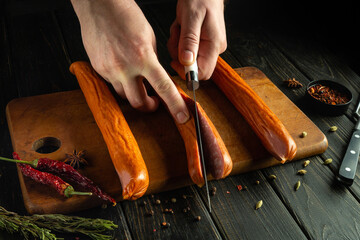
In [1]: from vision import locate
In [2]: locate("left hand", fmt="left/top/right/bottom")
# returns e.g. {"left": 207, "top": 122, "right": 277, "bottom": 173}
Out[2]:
{"left": 167, "top": 0, "right": 227, "bottom": 80}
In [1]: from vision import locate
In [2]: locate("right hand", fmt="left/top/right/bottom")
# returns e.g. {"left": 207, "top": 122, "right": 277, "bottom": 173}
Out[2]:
{"left": 71, "top": 0, "right": 189, "bottom": 124}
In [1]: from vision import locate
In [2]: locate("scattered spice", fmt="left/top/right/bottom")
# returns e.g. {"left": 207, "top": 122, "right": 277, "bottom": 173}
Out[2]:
{"left": 210, "top": 187, "right": 217, "bottom": 196}
{"left": 161, "top": 222, "right": 170, "bottom": 228}
{"left": 155, "top": 199, "right": 161, "bottom": 205}
{"left": 284, "top": 78, "right": 303, "bottom": 88}
{"left": 323, "top": 158, "right": 333, "bottom": 165}
{"left": 141, "top": 201, "right": 147, "bottom": 206}
{"left": 308, "top": 84, "right": 350, "bottom": 105}
{"left": 329, "top": 126, "right": 338, "bottom": 132}
{"left": 182, "top": 195, "right": 187, "bottom": 199}
{"left": 236, "top": 185, "right": 243, "bottom": 191}
{"left": 194, "top": 216, "right": 201, "bottom": 221}
{"left": 146, "top": 210, "right": 154, "bottom": 216}
{"left": 171, "top": 198, "right": 177, "bottom": 203}
{"left": 183, "top": 206, "right": 191, "bottom": 213}
{"left": 255, "top": 180, "right": 260, "bottom": 185}
{"left": 300, "top": 132, "right": 308, "bottom": 138}
{"left": 294, "top": 181, "right": 301, "bottom": 191}
{"left": 255, "top": 200, "right": 263, "bottom": 210}
{"left": 63, "top": 150, "right": 88, "bottom": 169}
{"left": 268, "top": 174, "right": 277, "bottom": 180}
{"left": 303, "top": 160, "right": 310, "bottom": 167}
{"left": 297, "top": 169, "right": 307, "bottom": 175}
{"left": 226, "top": 190, "right": 231, "bottom": 194}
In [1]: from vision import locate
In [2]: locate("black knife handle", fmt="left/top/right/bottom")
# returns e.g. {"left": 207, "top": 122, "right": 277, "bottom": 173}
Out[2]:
{"left": 338, "top": 129, "right": 360, "bottom": 186}
{"left": 186, "top": 71, "right": 199, "bottom": 91}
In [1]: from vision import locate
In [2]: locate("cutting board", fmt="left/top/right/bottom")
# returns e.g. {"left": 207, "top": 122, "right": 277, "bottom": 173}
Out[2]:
{"left": 6, "top": 67, "right": 328, "bottom": 214}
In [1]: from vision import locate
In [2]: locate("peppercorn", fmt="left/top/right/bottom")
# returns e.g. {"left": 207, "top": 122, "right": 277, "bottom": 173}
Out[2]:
{"left": 195, "top": 216, "right": 201, "bottom": 221}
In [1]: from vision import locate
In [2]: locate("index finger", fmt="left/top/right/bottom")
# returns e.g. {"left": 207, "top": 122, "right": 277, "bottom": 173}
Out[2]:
{"left": 144, "top": 55, "right": 189, "bottom": 124}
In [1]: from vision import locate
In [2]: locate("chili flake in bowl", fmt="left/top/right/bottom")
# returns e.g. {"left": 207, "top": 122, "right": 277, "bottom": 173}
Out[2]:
{"left": 306, "top": 80, "right": 353, "bottom": 115}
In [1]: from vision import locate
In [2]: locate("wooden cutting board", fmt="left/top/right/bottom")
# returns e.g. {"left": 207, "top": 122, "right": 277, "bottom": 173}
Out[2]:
{"left": 6, "top": 67, "right": 328, "bottom": 214}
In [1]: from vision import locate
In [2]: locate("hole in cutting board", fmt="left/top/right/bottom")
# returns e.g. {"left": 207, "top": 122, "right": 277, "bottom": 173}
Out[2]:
{"left": 32, "top": 137, "right": 61, "bottom": 154}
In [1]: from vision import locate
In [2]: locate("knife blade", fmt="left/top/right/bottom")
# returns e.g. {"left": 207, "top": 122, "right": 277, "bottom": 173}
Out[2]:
{"left": 185, "top": 61, "right": 211, "bottom": 212}
{"left": 338, "top": 99, "right": 360, "bottom": 186}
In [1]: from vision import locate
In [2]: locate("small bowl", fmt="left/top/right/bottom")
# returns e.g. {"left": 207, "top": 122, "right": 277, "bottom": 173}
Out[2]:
{"left": 305, "top": 80, "right": 353, "bottom": 116}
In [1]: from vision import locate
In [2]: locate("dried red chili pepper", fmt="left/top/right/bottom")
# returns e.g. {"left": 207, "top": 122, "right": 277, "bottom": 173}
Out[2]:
{"left": 1, "top": 153, "right": 116, "bottom": 205}
{"left": 12, "top": 153, "right": 92, "bottom": 198}
{"left": 35, "top": 157, "right": 116, "bottom": 205}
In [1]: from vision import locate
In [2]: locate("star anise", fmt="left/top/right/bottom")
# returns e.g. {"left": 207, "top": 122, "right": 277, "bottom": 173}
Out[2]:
{"left": 63, "top": 150, "right": 88, "bottom": 169}
{"left": 283, "top": 78, "right": 303, "bottom": 88}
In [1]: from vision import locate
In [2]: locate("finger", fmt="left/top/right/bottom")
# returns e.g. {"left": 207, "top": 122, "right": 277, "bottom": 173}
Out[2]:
{"left": 122, "top": 76, "right": 159, "bottom": 112}
{"left": 178, "top": 10, "right": 205, "bottom": 65}
{"left": 145, "top": 56, "right": 189, "bottom": 124}
{"left": 167, "top": 21, "right": 180, "bottom": 61}
{"left": 197, "top": 40, "right": 220, "bottom": 80}
{"left": 111, "top": 80, "right": 126, "bottom": 99}
{"left": 170, "top": 60, "right": 185, "bottom": 80}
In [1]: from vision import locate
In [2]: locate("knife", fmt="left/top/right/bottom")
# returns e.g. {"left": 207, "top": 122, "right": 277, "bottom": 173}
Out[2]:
{"left": 338, "top": 100, "right": 360, "bottom": 186}
{"left": 185, "top": 61, "right": 211, "bottom": 212}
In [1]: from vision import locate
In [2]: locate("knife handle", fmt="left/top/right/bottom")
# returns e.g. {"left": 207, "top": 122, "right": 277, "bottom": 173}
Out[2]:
{"left": 185, "top": 62, "right": 199, "bottom": 91}
{"left": 338, "top": 129, "right": 360, "bottom": 186}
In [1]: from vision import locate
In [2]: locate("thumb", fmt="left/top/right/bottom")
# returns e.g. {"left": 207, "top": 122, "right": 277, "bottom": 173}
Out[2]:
{"left": 178, "top": 13, "right": 203, "bottom": 66}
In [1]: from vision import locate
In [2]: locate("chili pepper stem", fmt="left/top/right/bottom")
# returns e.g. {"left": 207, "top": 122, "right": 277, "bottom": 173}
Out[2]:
{"left": 0, "top": 156, "right": 38, "bottom": 168}
{"left": 64, "top": 186, "right": 92, "bottom": 198}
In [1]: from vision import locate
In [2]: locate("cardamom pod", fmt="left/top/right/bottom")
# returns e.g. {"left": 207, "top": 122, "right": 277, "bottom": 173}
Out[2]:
{"left": 294, "top": 181, "right": 301, "bottom": 191}
{"left": 255, "top": 200, "right": 263, "bottom": 210}
{"left": 303, "top": 160, "right": 310, "bottom": 167}
{"left": 300, "top": 132, "right": 307, "bottom": 138}
{"left": 329, "top": 126, "right": 338, "bottom": 132}
{"left": 268, "top": 174, "right": 277, "bottom": 180}
{"left": 297, "top": 169, "right": 307, "bottom": 175}
{"left": 323, "top": 158, "right": 333, "bottom": 165}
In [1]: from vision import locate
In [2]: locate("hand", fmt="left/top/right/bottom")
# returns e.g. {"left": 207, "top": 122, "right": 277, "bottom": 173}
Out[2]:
{"left": 167, "top": 0, "right": 227, "bottom": 80}
{"left": 71, "top": 0, "right": 189, "bottom": 124}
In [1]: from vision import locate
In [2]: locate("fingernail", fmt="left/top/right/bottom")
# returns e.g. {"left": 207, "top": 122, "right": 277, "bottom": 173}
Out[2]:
{"left": 181, "top": 50, "right": 193, "bottom": 64}
{"left": 176, "top": 111, "right": 189, "bottom": 124}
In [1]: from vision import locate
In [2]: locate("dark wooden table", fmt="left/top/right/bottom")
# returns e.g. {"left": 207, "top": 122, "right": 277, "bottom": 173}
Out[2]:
{"left": 1, "top": 0, "right": 360, "bottom": 239}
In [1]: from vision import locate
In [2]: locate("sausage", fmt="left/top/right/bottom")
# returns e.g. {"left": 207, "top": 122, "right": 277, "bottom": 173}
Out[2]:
{"left": 212, "top": 57, "right": 297, "bottom": 163}
{"left": 70, "top": 62, "right": 149, "bottom": 200}
{"left": 170, "top": 80, "right": 233, "bottom": 186}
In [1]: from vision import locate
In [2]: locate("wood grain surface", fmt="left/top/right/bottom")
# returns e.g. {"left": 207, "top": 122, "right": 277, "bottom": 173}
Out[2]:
{"left": 6, "top": 67, "right": 327, "bottom": 214}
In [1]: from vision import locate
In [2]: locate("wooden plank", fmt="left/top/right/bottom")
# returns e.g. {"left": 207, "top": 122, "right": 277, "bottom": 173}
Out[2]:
{"left": 53, "top": 4, "right": 89, "bottom": 64}
{"left": 220, "top": 10, "right": 360, "bottom": 239}
{"left": 122, "top": 187, "right": 222, "bottom": 240}
{"left": 199, "top": 172, "right": 307, "bottom": 240}
{"left": 0, "top": 11, "right": 33, "bottom": 240}
{"left": 262, "top": 156, "right": 360, "bottom": 240}
{"left": 7, "top": 11, "right": 77, "bottom": 97}
{"left": 0, "top": 11, "right": 26, "bottom": 213}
